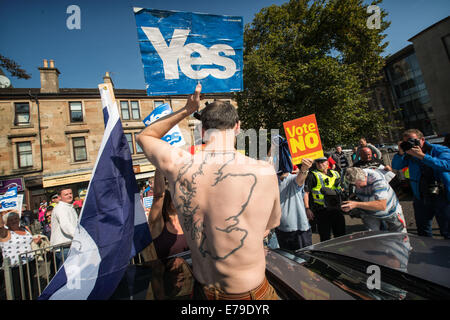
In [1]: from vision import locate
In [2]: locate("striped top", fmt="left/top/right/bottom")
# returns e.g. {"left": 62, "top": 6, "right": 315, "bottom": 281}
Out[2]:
{"left": 355, "top": 169, "right": 402, "bottom": 219}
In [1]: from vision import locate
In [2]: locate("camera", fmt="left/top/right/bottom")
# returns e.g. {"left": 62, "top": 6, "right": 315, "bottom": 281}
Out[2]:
{"left": 400, "top": 138, "right": 420, "bottom": 152}
{"left": 420, "top": 165, "right": 443, "bottom": 197}
{"left": 320, "top": 186, "right": 363, "bottom": 218}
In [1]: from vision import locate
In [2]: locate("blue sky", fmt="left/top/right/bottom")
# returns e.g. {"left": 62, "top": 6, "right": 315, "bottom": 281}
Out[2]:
{"left": 0, "top": 0, "right": 449, "bottom": 89}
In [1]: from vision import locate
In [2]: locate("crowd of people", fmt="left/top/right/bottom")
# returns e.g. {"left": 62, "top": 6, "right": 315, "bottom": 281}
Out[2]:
{"left": 1, "top": 84, "right": 449, "bottom": 301}
{"left": 0, "top": 187, "right": 83, "bottom": 299}
{"left": 135, "top": 84, "right": 449, "bottom": 300}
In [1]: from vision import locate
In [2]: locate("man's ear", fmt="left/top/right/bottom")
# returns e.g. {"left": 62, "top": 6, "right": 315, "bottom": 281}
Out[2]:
{"left": 234, "top": 121, "right": 241, "bottom": 136}
{"left": 420, "top": 137, "right": 426, "bottom": 147}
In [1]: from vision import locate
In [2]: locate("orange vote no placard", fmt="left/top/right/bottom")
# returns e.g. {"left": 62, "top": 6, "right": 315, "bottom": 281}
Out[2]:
{"left": 283, "top": 114, "right": 324, "bottom": 164}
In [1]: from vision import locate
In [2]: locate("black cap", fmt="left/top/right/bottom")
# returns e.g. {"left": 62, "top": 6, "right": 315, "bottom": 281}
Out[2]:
{"left": 193, "top": 111, "right": 202, "bottom": 120}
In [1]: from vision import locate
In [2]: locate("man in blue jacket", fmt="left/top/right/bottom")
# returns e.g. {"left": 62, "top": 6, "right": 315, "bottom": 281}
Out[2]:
{"left": 392, "top": 129, "right": 450, "bottom": 239}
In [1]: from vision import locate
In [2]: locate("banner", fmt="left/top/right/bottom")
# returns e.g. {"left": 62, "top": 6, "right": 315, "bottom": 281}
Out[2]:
{"left": 143, "top": 196, "right": 153, "bottom": 209}
{"left": 0, "top": 178, "right": 24, "bottom": 194}
{"left": 134, "top": 8, "right": 243, "bottom": 95}
{"left": 283, "top": 114, "right": 324, "bottom": 164}
{"left": 143, "top": 103, "right": 186, "bottom": 148}
{"left": 0, "top": 186, "right": 18, "bottom": 213}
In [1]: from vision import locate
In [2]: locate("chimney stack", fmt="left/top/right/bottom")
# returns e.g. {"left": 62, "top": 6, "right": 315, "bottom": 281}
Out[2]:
{"left": 103, "top": 71, "right": 114, "bottom": 87}
{"left": 39, "top": 59, "right": 60, "bottom": 93}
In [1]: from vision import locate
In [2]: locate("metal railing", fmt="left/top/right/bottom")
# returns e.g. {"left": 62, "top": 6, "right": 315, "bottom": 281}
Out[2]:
{"left": 1, "top": 242, "right": 144, "bottom": 300}
{"left": 1, "top": 241, "right": 71, "bottom": 300}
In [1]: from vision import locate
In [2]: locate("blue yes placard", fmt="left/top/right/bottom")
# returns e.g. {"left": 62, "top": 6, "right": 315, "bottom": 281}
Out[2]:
{"left": 134, "top": 8, "right": 243, "bottom": 95}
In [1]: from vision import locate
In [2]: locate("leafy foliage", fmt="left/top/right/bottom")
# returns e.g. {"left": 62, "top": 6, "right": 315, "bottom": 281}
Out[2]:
{"left": 237, "top": 0, "right": 392, "bottom": 148}
{"left": 0, "top": 54, "right": 31, "bottom": 79}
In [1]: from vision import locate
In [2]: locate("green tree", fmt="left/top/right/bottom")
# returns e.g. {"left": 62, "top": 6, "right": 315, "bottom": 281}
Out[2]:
{"left": 237, "top": 0, "right": 391, "bottom": 148}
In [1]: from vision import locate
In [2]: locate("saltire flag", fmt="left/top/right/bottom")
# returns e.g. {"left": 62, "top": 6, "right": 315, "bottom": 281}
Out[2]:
{"left": 39, "top": 83, "right": 152, "bottom": 300}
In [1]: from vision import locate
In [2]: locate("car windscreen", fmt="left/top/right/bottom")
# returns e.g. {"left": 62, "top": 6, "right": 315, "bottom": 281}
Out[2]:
{"left": 295, "top": 250, "right": 450, "bottom": 300}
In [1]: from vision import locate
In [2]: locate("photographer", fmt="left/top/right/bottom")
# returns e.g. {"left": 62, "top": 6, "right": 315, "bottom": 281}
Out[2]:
{"left": 341, "top": 167, "right": 407, "bottom": 233}
{"left": 392, "top": 129, "right": 450, "bottom": 239}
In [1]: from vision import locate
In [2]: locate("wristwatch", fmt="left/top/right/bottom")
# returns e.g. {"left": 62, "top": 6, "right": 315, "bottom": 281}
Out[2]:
{"left": 300, "top": 170, "right": 308, "bottom": 175}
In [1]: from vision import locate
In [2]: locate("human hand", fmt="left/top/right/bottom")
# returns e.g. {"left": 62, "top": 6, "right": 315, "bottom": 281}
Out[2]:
{"left": 384, "top": 165, "right": 392, "bottom": 171}
{"left": 406, "top": 146, "right": 425, "bottom": 160}
{"left": 306, "top": 208, "right": 314, "bottom": 220}
{"left": 301, "top": 158, "right": 313, "bottom": 171}
{"left": 341, "top": 201, "right": 358, "bottom": 212}
{"left": 397, "top": 141, "right": 405, "bottom": 155}
{"left": 185, "top": 83, "right": 202, "bottom": 114}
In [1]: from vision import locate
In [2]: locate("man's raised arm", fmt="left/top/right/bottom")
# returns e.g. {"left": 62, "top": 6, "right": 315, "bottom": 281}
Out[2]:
{"left": 295, "top": 158, "right": 313, "bottom": 187}
{"left": 136, "top": 84, "right": 202, "bottom": 175}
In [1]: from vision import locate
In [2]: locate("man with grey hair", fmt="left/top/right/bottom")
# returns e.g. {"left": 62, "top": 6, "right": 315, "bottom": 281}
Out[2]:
{"left": 341, "top": 167, "right": 406, "bottom": 232}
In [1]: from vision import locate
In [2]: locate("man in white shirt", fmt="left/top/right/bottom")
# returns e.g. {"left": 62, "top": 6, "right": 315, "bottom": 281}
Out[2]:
{"left": 50, "top": 187, "right": 78, "bottom": 267}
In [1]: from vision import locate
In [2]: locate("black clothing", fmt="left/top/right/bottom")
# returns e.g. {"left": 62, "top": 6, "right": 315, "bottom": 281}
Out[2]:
{"left": 20, "top": 210, "right": 34, "bottom": 227}
{"left": 315, "top": 207, "right": 346, "bottom": 242}
{"left": 332, "top": 152, "right": 349, "bottom": 171}
{"left": 275, "top": 228, "right": 312, "bottom": 251}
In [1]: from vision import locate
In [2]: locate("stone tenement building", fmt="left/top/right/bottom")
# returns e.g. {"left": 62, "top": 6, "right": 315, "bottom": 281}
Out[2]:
{"left": 0, "top": 59, "right": 236, "bottom": 212}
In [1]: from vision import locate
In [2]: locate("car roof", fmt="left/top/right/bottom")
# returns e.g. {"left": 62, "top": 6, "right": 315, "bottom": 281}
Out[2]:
{"left": 301, "top": 231, "right": 450, "bottom": 288}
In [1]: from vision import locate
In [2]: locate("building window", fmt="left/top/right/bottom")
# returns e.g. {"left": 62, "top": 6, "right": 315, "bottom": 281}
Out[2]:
{"left": 14, "top": 102, "right": 30, "bottom": 125}
{"left": 73, "top": 137, "right": 87, "bottom": 161}
{"left": 125, "top": 133, "right": 133, "bottom": 153}
{"left": 69, "top": 102, "right": 83, "bottom": 122}
{"left": 17, "top": 142, "right": 33, "bottom": 168}
{"left": 131, "top": 101, "right": 140, "bottom": 119}
{"left": 120, "top": 101, "right": 141, "bottom": 120}
{"left": 134, "top": 133, "right": 143, "bottom": 153}
{"left": 154, "top": 100, "right": 164, "bottom": 108}
{"left": 120, "top": 101, "right": 130, "bottom": 120}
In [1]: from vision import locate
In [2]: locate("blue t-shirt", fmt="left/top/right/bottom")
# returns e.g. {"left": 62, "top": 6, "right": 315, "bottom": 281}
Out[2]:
{"left": 278, "top": 174, "right": 310, "bottom": 232}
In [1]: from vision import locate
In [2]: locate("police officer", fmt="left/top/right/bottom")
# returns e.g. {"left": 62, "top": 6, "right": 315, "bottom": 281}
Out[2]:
{"left": 304, "top": 157, "right": 346, "bottom": 242}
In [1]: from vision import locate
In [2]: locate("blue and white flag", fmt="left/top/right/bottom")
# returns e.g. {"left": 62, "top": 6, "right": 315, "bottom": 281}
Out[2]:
{"left": 143, "top": 103, "right": 186, "bottom": 148}
{"left": 134, "top": 7, "right": 243, "bottom": 95}
{"left": 39, "top": 84, "right": 152, "bottom": 300}
{"left": 0, "top": 186, "right": 18, "bottom": 213}
{"left": 143, "top": 196, "right": 153, "bottom": 209}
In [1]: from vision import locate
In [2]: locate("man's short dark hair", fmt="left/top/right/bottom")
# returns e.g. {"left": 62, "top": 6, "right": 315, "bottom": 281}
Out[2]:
{"left": 200, "top": 101, "right": 239, "bottom": 131}
{"left": 57, "top": 187, "right": 72, "bottom": 196}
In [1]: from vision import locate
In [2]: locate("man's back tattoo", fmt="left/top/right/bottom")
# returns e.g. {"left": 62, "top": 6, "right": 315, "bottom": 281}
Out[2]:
{"left": 174, "top": 152, "right": 257, "bottom": 260}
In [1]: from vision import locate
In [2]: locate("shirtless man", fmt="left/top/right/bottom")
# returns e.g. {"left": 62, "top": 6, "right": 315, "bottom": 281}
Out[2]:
{"left": 136, "top": 84, "right": 281, "bottom": 300}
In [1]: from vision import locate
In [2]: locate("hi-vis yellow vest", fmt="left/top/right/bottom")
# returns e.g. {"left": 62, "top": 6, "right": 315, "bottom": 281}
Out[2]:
{"left": 402, "top": 167, "right": 410, "bottom": 179}
{"left": 311, "top": 170, "right": 340, "bottom": 206}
